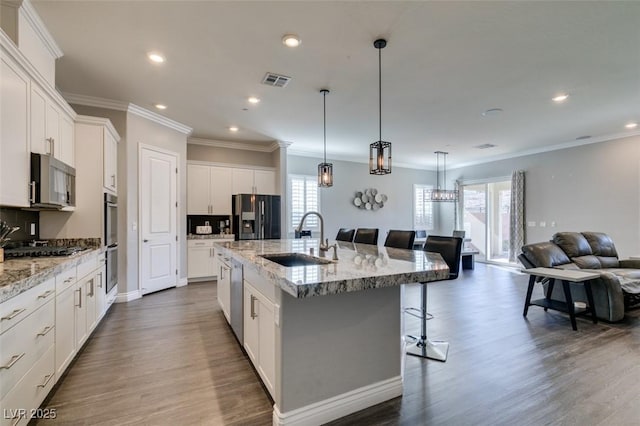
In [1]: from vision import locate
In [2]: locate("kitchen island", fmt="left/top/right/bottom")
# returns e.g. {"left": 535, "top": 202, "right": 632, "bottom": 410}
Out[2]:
{"left": 214, "top": 239, "right": 449, "bottom": 426}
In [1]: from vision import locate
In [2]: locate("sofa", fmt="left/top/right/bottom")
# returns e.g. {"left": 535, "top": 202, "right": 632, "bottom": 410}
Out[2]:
{"left": 519, "top": 231, "right": 640, "bottom": 322}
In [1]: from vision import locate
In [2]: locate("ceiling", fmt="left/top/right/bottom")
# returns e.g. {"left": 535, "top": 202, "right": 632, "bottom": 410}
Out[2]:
{"left": 31, "top": 1, "right": 640, "bottom": 169}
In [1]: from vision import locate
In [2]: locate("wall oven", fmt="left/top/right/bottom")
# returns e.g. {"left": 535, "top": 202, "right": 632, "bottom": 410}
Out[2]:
{"left": 104, "top": 193, "right": 118, "bottom": 293}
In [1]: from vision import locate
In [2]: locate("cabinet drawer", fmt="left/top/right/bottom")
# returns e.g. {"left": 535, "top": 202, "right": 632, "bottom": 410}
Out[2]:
{"left": 188, "top": 239, "right": 215, "bottom": 248}
{"left": 0, "top": 299, "right": 54, "bottom": 400}
{"left": 55, "top": 266, "right": 77, "bottom": 292}
{"left": 0, "top": 345, "right": 55, "bottom": 426}
{"left": 76, "top": 254, "right": 98, "bottom": 281}
{"left": 0, "top": 278, "right": 55, "bottom": 335}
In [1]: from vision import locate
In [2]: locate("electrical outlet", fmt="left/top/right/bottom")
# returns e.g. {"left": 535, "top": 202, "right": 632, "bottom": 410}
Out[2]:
{"left": 132, "top": 221, "right": 137, "bottom": 231}
{"left": 551, "top": 221, "right": 557, "bottom": 227}
{"left": 527, "top": 221, "right": 536, "bottom": 227}
{"left": 30, "top": 223, "right": 36, "bottom": 235}
{"left": 539, "top": 221, "right": 546, "bottom": 227}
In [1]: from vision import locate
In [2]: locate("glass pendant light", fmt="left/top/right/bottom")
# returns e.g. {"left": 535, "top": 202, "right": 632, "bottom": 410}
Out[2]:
{"left": 318, "top": 89, "right": 333, "bottom": 187}
{"left": 429, "top": 151, "right": 458, "bottom": 202}
{"left": 370, "top": 39, "right": 391, "bottom": 175}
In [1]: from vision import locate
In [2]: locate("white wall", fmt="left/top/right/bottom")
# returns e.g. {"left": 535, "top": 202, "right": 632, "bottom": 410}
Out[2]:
{"left": 125, "top": 112, "right": 188, "bottom": 294}
{"left": 287, "top": 155, "right": 436, "bottom": 242}
{"left": 444, "top": 135, "right": 640, "bottom": 257}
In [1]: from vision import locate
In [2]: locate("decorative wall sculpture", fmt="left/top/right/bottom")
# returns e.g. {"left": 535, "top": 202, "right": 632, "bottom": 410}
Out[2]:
{"left": 353, "top": 188, "right": 387, "bottom": 211}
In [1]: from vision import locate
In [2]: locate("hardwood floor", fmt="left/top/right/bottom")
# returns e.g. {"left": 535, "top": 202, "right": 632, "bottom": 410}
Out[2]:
{"left": 38, "top": 264, "right": 640, "bottom": 425}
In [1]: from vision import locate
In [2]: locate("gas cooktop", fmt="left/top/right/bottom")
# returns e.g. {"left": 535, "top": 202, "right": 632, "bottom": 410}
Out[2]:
{"left": 4, "top": 246, "right": 87, "bottom": 258}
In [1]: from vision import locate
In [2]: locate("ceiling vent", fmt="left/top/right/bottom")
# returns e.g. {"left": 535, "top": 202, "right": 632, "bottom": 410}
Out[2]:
{"left": 262, "top": 72, "right": 291, "bottom": 88}
{"left": 474, "top": 143, "right": 497, "bottom": 150}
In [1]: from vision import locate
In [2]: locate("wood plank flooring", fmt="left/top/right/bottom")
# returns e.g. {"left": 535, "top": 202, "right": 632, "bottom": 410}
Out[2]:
{"left": 37, "top": 264, "right": 640, "bottom": 425}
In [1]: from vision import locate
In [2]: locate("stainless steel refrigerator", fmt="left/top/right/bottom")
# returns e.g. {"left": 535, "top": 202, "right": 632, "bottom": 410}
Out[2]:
{"left": 232, "top": 194, "right": 281, "bottom": 240}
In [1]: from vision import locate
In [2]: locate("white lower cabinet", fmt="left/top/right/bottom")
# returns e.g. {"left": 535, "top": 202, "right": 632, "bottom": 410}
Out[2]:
{"left": 217, "top": 256, "right": 231, "bottom": 322}
{"left": 54, "top": 273, "right": 77, "bottom": 378}
{"left": 0, "top": 280, "right": 56, "bottom": 426}
{"left": 243, "top": 280, "right": 276, "bottom": 397}
{"left": 187, "top": 240, "right": 216, "bottom": 280}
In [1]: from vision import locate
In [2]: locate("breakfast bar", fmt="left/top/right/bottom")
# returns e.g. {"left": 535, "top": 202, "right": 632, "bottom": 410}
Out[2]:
{"left": 214, "top": 239, "right": 449, "bottom": 425}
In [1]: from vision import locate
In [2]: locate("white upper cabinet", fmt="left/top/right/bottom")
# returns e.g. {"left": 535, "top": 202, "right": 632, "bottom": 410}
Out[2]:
{"left": 232, "top": 168, "right": 255, "bottom": 194}
{"left": 187, "top": 164, "right": 210, "bottom": 215}
{"left": 103, "top": 127, "right": 118, "bottom": 193}
{"left": 0, "top": 51, "right": 30, "bottom": 207}
{"left": 232, "top": 168, "right": 277, "bottom": 195}
{"left": 210, "top": 166, "right": 232, "bottom": 214}
{"left": 30, "top": 82, "right": 75, "bottom": 167}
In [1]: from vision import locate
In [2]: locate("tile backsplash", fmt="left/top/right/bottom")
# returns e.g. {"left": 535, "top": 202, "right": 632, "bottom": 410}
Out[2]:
{"left": 187, "top": 215, "right": 231, "bottom": 235}
{"left": 0, "top": 207, "right": 39, "bottom": 243}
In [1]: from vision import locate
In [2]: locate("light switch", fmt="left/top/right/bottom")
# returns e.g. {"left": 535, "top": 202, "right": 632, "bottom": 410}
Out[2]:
{"left": 527, "top": 221, "right": 536, "bottom": 227}
{"left": 132, "top": 221, "right": 137, "bottom": 231}
{"left": 551, "top": 221, "right": 557, "bottom": 227}
{"left": 539, "top": 221, "right": 546, "bottom": 227}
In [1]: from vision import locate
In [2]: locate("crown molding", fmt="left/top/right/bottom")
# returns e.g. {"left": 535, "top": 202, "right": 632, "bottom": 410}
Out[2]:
{"left": 449, "top": 131, "right": 640, "bottom": 170}
{"left": 127, "top": 104, "right": 193, "bottom": 135}
{"left": 188, "top": 137, "right": 280, "bottom": 153}
{"left": 287, "top": 148, "right": 428, "bottom": 171}
{"left": 277, "top": 140, "right": 293, "bottom": 148}
{"left": 62, "top": 92, "right": 129, "bottom": 111}
{"left": 75, "top": 115, "right": 121, "bottom": 141}
{"left": 19, "top": 0, "right": 63, "bottom": 59}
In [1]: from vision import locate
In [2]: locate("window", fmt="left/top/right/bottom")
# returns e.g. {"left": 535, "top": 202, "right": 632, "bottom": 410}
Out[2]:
{"left": 413, "top": 184, "right": 434, "bottom": 230}
{"left": 288, "top": 174, "right": 320, "bottom": 231}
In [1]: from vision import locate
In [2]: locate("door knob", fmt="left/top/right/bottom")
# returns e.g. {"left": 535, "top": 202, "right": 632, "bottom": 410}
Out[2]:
{"left": 143, "top": 239, "right": 149, "bottom": 242}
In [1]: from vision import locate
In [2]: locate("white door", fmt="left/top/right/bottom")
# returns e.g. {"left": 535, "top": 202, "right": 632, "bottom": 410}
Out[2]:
{"left": 140, "top": 147, "right": 178, "bottom": 295}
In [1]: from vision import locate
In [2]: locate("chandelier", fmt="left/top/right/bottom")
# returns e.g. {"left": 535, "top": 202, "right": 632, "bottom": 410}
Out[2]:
{"left": 429, "top": 151, "right": 458, "bottom": 202}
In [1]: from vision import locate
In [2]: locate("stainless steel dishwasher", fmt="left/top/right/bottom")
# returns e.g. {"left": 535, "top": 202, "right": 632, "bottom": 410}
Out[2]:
{"left": 230, "top": 258, "right": 244, "bottom": 344}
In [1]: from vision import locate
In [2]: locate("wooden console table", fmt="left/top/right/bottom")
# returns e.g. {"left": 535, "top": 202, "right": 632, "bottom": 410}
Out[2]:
{"left": 521, "top": 267, "right": 599, "bottom": 330}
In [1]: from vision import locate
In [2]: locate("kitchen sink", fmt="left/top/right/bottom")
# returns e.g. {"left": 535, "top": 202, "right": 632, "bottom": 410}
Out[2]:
{"left": 260, "top": 253, "right": 333, "bottom": 267}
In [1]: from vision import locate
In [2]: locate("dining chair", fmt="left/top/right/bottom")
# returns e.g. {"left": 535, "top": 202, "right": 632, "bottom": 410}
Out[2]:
{"left": 354, "top": 228, "right": 379, "bottom": 245}
{"left": 336, "top": 228, "right": 355, "bottom": 242}
{"left": 384, "top": 230, "right": 416, "bottom": 250}
{"left": 406, "top": 235, "right": 463, "bottom": 362}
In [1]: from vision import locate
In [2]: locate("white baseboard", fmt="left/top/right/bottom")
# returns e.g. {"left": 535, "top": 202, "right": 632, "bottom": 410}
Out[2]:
{"left": 177, "top": 277, "right": 188, "bottom": 287}
{"left": 273, "top": 376, "right": 403, "bottom": 426}
{"left": 115, "top": 289, "right": 142, "bottom": 303}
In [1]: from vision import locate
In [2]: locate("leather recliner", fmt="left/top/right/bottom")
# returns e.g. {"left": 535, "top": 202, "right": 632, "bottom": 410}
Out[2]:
{"left": 519, "top": 231, "right": 640, "bottom": 322}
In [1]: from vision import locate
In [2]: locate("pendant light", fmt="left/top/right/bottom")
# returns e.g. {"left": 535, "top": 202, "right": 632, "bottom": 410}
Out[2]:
{"left": 370, "top": 38, "right": 391, "bottom": 175}
{"left": 318, "top": 89, "right": 333, "bottom": 187}
{"left": 429, "top": 151, "right": 458, "bottom": 202}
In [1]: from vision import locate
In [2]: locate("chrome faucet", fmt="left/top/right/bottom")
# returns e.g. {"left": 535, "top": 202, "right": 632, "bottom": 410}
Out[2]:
{"left": 296, "top": 211, "right": 337, "bottom": 259}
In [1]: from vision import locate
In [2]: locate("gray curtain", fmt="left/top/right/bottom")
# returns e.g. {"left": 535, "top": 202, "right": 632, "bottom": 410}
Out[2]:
{"left": 509, "top": 170, "right": 525, "bottom": 262}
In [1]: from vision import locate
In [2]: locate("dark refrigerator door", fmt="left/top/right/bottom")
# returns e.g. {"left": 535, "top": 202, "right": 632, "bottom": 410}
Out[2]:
{"left": 262, "top": 195, "right": 281, "bottom": 239}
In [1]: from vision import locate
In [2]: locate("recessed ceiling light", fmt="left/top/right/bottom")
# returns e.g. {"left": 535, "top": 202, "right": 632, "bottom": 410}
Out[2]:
{"left": 282, "top": 34, "right": 301, "bottom": 47}
{"left": 625, "top": 122, "right": 638, "bottom": 129}
{"left": 552, "top": 93, "right": 569, "bottom": 103}
{"left": 248, "top": 96, "right": 260, "bottom": 104}
{"left": 482, "top": 108, "right": 503, "bottom": 117}
{"left": 229, "top": 126, "right": 239, "bottom": 132}
{"left": 155, "top": 104, "right": 167, "bottom": 110}
{"left": 147, "top": 52, "right": 165, "bottom": 64}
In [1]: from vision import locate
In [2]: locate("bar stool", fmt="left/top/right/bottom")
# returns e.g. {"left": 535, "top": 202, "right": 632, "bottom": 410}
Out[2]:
{"left": 354, "top": 228, "right": 379, "bottom": 245}
{"left": 384, "top": 230, "right": 416, "bottom": 249}
{"left": 336, "top": 228, "right": 355, "bottom": 242}
{"left": 406, "top": 235, "right": 462, "bottom": 362}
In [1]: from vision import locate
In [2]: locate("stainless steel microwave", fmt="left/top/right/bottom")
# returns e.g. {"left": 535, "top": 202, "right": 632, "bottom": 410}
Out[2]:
{"left": 30, "top": 153, "right": 76, "bottom": 209}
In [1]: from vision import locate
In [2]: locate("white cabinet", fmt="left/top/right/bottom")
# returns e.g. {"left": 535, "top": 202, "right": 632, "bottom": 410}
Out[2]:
{"left": 232, "top": 168, "right": 277, "bottom": 195}
{"left": 187, "top": 165, "right": 232, "bottom": 215}
{"left": 243, "top": 280, "right": 276, "bottom": 397}
{"left": 0, "top": 279, "right": 55, "bottom": 426}
{"left": 103, "top": 127, "right": 118, "bottom": 193}
{"left": 30, "top": 83, "right": 74, "bottom": 166}
{"left": 217, "top": 255, "right": 231, "bottom": 322}
{"left": 187, "top": 240, "right": 216, "bottom": 279}
{"left": 54, "top": 267, "right": 77, "bottom": 377}
{"left": 0, "top": 51, "right": 30, "bottom": 207}
{"left": 95, "top": 257, "right": 107, "bottom": 321}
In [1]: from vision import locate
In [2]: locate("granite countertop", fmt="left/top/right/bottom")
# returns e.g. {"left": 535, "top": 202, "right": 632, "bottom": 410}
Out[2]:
{"left": 214, "top": 239, "right": 449, "bottom": 298}
{"left": 187, "top": 234, "right": 235, "bottom": 240}
{"left": 0, "top": 246, "right": 104, "bottom": 304}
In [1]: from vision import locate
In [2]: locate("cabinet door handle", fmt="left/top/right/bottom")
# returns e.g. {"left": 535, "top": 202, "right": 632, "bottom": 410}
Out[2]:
{"left": 89, "top": 279, "right": 95, "bottom": 297}
{"left": 97, "top": 273, "right": 103, "bottom": 288}
{"left": 0, "top": 352, "right": 25, "bottom": 369}
{"left": 36, "top": 373, "right": 54, "bottom": 388}
{"left": 111, "top": 174, "right": 116, "bottom": 187}
{"left": 29, "top": 181, "right": 36, "bottom": 203}
{"left": 38, "top": 289, "right": 55, "bottom": 299}
{"left": 76, "top": 288, "right": 82, "bottom": 308}
{"left": 250, "top": 295, "right": 258, "bottom": 319}
{"left": 36, "top": 325, "right": 54, "bottom": 337}
{"left": 46, "top": 137, "right": 54, "bottom": 155}
{"left": 64, "top": 277, "right": 74, "bottom": 283}
{"left": 1, "top": 308, "right": 25, "bottom": 321}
